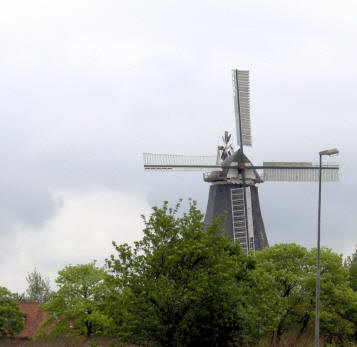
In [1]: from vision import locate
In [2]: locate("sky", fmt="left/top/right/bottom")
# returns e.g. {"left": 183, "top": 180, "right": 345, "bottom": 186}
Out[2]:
{"left": 0, "top": 0, "right": 356, "bottom": 293}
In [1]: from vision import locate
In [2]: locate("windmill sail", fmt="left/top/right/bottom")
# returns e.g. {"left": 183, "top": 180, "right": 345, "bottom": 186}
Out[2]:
{"left": 143, "top": 153, "right": 218, "bottom": 171}
{"left": 232, "top": 69, "right": 252, "bottom": 147}
{"left": 263, "top": 162, "right": 339, "bottom": 182}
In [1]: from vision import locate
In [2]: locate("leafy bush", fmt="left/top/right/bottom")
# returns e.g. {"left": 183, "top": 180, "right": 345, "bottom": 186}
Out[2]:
{"left": 0, "top": 286, "right": 24, "bottom": 338}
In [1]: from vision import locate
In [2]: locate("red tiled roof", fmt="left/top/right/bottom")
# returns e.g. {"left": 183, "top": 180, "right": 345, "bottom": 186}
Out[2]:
{"left": 16, "top": 302, "right": 49, "bottom": 338}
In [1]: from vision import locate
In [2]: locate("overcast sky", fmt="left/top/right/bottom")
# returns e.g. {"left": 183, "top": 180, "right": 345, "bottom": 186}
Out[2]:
{"left": 1, "top": 0, "right": 356, "bottom": 293}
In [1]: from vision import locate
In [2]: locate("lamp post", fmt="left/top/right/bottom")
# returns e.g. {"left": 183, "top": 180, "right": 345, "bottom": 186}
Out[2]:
{"left": 315, "top": 148, "right": 339, "bottom": 347}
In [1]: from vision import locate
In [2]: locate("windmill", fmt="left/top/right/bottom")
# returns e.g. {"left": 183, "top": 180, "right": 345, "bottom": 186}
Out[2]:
{"left": 143, "top": 70, "right": 339, "bottom": 253}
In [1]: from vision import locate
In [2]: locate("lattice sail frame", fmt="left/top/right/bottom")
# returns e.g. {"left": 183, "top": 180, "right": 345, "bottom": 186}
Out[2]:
{"left": 143, "top": 153, "right": 218, "bottom": 171}
{"left": 232, "top": 69, "right": 252, "bottom": 147}
{"left": 262, "top": 162, "right": 339, "bottom": 182}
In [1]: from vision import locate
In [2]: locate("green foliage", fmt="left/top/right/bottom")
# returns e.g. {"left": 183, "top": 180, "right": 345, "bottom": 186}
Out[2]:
{"left": 308, "top": 248, "right": 357, "bottom": 344}
{"left": 242, "top": 244, "right": 311, "bottom": 343}
{"left": 345, "top": 245, "right": 357, "bottom": 292}
{"left": 106, "top": 200, "right": 252, "bottom": 346}
{"left": 249, "top": 244, "right": 357, "bottom": 344}
{"left": 40, "top": 262, "right": 113, "bottom": 338}
{"left": 0, "top": 286, "right": 24, "bottom": 338}
{"left": 21, "top": 200, "right": 356, "bottom": 345}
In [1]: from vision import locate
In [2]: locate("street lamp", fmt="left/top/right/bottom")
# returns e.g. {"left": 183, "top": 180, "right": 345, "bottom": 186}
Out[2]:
{"left": 315, "top": 148, "right": 339, "bottom": 347}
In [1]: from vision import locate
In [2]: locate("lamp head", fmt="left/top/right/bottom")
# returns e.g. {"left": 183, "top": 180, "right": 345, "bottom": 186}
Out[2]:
{"left": 319, "top": 148, "right": 339, "bottom": 156}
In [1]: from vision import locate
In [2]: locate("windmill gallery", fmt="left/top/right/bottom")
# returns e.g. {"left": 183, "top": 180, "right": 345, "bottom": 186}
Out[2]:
{"left": 143, "top": 70, "right": 339, "bottom": 253}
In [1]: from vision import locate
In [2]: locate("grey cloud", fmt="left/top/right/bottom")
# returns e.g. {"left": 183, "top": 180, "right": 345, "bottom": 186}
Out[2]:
{"left": 0, "top": 179, "right": 59, "bottom": 227}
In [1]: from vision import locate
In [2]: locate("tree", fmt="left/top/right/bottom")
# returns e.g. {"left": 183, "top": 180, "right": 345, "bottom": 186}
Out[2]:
{"left": 248, "top": 244, "right": 311, "bottom": 342}
{"left": 106, "top": 200, "right": 253, "bottom": 347}
{"left": 345, "top": 245, "right": 357, "bottom": 292}
{"left": 249, "top": 244, "right": 357, "bottom": 344}
{"left": 306, "top": 247, "right": 357, "bottom": 344}
{"left": 344, "top": 245, "right": 357, "bottom": 341}
{"left": 40, "top": 262, "right": 113, "bottom": 337}
{"left": 0, "top": 286, "right": 24, "bottom": 338}
{"left": 24, "top": 268, "right": 51, "bottom": 302}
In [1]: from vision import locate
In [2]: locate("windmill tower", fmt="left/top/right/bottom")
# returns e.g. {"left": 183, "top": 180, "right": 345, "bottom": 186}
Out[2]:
{"left": 143, "top": 70, "right": 339, "bottom": 253}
